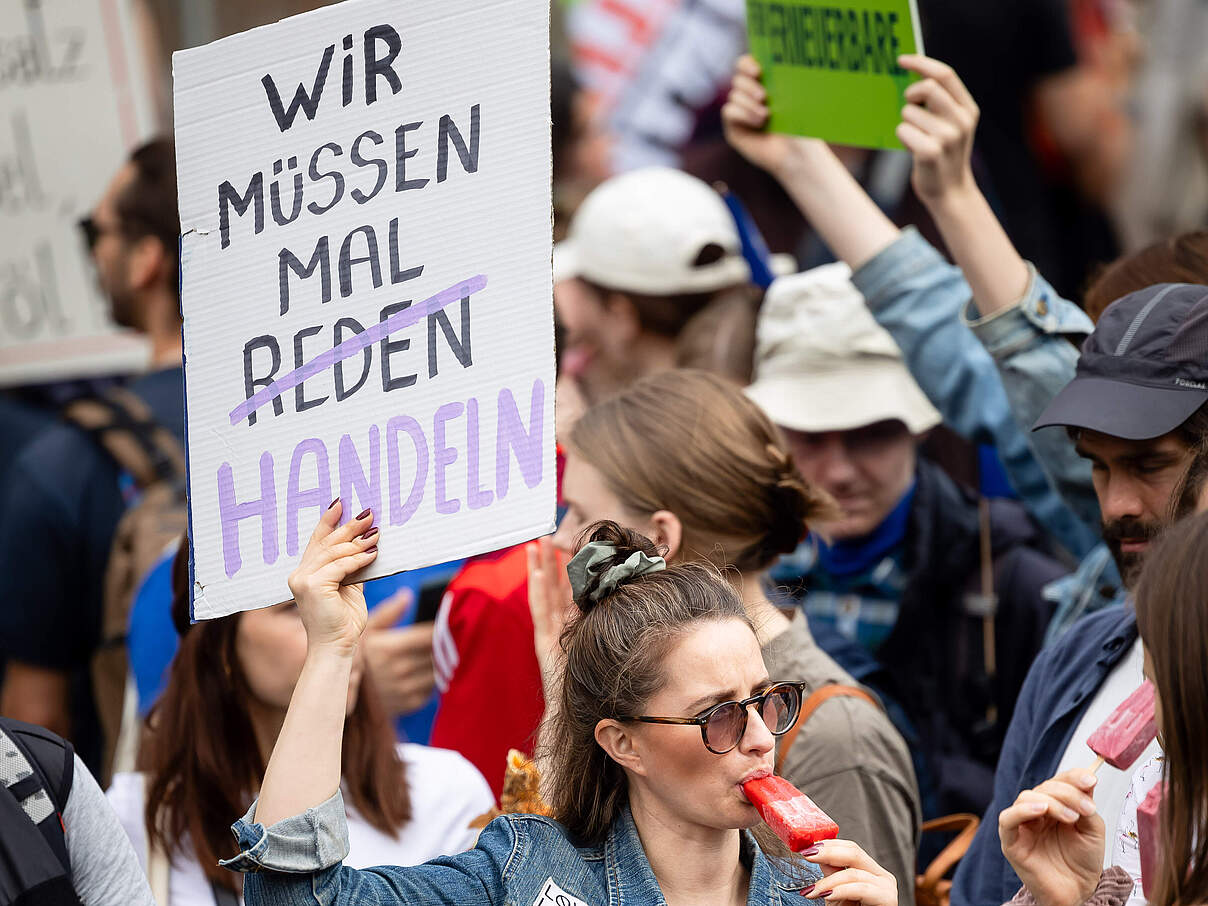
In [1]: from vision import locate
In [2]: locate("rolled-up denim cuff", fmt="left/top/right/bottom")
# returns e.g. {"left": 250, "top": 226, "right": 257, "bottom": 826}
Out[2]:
{"left": 221, "top": 791, "right": 350, "bottom": 874}
{"left": 963, "top": 262, "right": 1093, "bottom": 358}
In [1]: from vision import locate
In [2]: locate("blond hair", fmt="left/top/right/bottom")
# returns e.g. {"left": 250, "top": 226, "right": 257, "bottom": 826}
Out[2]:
{"left": 568, "top": 369, "right": 837, "bottom": 573}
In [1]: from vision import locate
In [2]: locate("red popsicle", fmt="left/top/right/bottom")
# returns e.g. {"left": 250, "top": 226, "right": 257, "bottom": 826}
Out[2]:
{"left": 1138, "top": 782, "right": 1165, "bottom": 899}
{"left": 742, "top": 774, "right": 839, "bottom": 852}
{"left": 1087, "top": 681, "right": 1157, "bottom": 770}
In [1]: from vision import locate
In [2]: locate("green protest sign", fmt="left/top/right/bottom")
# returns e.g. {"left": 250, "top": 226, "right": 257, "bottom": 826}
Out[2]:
{"left": 746, "top": 0, "right": 924, "bottom": 149}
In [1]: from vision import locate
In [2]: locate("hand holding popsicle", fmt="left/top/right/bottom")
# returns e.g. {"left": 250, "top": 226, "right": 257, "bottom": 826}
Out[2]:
{"left": 800, "top": 840, "right": 898, "bottom": 906}
{"left": 999, "top": 770, "right": 1105, "bottom": 906}
{"left": 743, "top": 775, "right": 895, "bottom": 906}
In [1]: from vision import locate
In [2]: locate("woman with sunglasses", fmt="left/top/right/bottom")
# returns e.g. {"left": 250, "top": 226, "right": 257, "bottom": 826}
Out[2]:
{"left": 227, "top": 508, "right": 898, "bottom": 906}
{"left": 535, "top": 368, "right": 922, "bottom": 900}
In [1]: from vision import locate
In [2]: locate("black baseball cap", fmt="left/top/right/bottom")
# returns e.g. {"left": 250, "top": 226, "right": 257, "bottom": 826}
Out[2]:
{"left": 1034, "top": 283, "right": 1208, "bottom": 439}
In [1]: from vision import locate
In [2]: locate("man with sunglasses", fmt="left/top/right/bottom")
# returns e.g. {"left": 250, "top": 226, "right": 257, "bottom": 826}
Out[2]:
{"left": 746, "top": 265, "right": 1068, "bottom": 824}
{"left": 0, "top": 139, "right": 183, "bottom": 774}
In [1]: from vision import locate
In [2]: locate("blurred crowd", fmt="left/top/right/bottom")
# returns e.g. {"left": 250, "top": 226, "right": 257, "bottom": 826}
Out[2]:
{"left": 3, "top": 1, "right": 1208, "bottom": 906}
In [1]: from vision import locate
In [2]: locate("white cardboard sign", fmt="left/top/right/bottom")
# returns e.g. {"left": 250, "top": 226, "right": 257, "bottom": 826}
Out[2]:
{"left": 174, "top": 0, "right": 555, "bottom": 620}
{"left": 0, "top": 0, "right": 153, "bottom": 386}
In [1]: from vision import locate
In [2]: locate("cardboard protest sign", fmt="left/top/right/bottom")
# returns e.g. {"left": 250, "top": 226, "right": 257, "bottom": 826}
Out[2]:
{"left": 0, "top": 0, "right": 154, "bottom": 386}
{"left": 174, "top": 0, "right": 555, "bottom": 620}
{"left": 746, "top": 0, "right": 924, "bottom": 150}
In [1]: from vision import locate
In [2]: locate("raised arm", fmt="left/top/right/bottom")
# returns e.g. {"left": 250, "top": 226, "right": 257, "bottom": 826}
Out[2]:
{"left": 230, "top": 503, "right": 513, "bottom": 905}
{"left": 722, "top": 55, "right": 900, "bottom": 270}
{"left": 893, "top": 55, "right": 1101, "bottom": 533}
{"left": 254, "top": 499, "right": 379, "bottom": 826}
{"left": 894, "top": 55, "right": 1031, "bottom": 317}
{"left": 722, "top": 58, "right": 1098, "bottom": 556}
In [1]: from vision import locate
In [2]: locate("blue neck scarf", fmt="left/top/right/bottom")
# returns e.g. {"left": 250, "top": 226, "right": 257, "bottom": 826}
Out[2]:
{"left": 816, "top": 482, "right": 916, "bottom": 577}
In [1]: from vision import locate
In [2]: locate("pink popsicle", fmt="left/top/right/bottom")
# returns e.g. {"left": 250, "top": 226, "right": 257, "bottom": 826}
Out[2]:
{"left": 1138, "top": 782, "right": 1165, "bottom": 899}
{"left": 1087, "top": 681, "right": 1157, "bottom": 770}
{"left": 742, "top": 775, "right": 839, "bottom": 852}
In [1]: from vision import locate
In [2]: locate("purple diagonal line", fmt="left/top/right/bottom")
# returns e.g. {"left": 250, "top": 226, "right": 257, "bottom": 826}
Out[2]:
{"left": 228, "top": 274, "right": 487, "bottom": 426}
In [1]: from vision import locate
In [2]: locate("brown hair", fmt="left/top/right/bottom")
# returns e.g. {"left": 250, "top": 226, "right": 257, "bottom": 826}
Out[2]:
{"left": 116, "top": 138, "right": 181, "bottom": 306}
{"left": 544, "top": 521, "right": 810, "bottom": 880}
{"left": 1132, "top": 512, "right": 1208, "bottom": 906}
{"left": 568, "top": 369, "right": 837, "bottom": 573}
{"left": 1082, "top": 232, "right": 1208, "bottom": 323}
{"left": 583, "top": 244, "right": 753, "bottom": 339}
{"left": 1173, "top": 438, "right": 1208, "bottom": 521}
{"left": 543, "top": 521, "right": 748, "bottom": 841}
{"left": 673, "top": 287, "right": 763, "bottom": 384}
{"left": 140, "top": 539, "right": 410, "bottom": 892}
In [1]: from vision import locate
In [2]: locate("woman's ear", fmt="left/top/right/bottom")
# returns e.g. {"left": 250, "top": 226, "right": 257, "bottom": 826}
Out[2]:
{"left": 595, "top": 719, "right": 647, "bottom": 777}
{"left": 647, "top": 510, "right": 683, "bottom": 562}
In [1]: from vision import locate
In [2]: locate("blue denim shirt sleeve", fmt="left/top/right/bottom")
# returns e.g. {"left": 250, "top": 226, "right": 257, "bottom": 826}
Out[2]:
{"left": 1041, "top": 543, "right": 1125, "bottom": 644}
{"left": 226, "top": 794, "right": 511, "bottom": 906}
{"left": 224, "top": 793, "right": 350, "bottom": 873}
{"left": 962, "top": 265, "right": 1102, "bottom": 535}
{"left": 851, "top": 228, "right": 1099, "bottom": 559}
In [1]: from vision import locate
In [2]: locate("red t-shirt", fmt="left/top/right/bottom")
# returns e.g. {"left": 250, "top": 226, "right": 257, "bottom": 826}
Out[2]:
{"left": 429, "top": 544, "right": 545, "bottom": 801}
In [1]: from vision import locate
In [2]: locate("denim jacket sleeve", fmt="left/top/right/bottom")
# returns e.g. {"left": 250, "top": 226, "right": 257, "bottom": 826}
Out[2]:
{"left": 851, "top": 228, "right": 1099, "bottom": 559}
{"left": 961, "top": 265, "right": 1101, "bottom": 535}
{"left": 225, "top": 794, "right": 510, "bottom": 906}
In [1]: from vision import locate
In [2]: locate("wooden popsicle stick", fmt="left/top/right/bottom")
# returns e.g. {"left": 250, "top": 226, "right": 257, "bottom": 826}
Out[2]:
{"left": 1088, "top": 755, "right": 1105, "bottom": 774}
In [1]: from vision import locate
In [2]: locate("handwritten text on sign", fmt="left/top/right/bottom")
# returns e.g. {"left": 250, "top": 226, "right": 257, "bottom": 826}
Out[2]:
{"left": 0, "top": 0, "right": 152, "bottom": 385}
{"left": 175, "top": 0, "right": 554, "bottom": 619}
{"left": 744, "top": 0, "right": 923, "bottom": 150}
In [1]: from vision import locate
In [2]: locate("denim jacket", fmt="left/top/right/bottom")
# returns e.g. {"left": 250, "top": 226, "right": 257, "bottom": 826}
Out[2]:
{"left": 225, "top": 793, "right": 817, "bottom": 906}
{"left": 959, "top": 259, "right": 1099, "bottom": 535}
{"left": 851, "top": 228, "right": 1099, "bottom": 562}
{"left": 852, "top": 229, "right": 1126, "bottom": 639}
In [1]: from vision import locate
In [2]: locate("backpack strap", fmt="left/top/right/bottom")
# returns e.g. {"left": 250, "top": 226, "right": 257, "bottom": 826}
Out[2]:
{"left": 62, "top": 388, "right": 185, "bottom": 490}
{"left": 776, "top": 684, "right": 880, "bottom": 770}
{"left": 0, "top": 718, "right": 74, "bottom": 871}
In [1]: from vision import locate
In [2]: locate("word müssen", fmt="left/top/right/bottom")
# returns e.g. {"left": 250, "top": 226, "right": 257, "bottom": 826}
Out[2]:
{"left": 217, "top": 105, "right": 480, "bottom": 252}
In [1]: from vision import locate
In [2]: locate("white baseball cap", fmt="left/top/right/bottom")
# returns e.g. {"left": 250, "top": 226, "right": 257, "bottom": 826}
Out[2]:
{"left": 745, "top": 263, "right": 942, "bottom": 434}
{"left": 553, "top": 167, "right": 752, "bottom": 295}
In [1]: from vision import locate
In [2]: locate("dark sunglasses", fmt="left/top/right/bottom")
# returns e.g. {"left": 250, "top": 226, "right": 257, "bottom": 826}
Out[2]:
{"left": 78, "top": 216, "right": 120, "bottom": 251}
{"left": 631, "top": 681, "right": 806, "bottom": 755}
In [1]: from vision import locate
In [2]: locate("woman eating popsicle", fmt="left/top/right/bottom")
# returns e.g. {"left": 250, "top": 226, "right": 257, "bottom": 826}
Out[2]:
{"left": 217, "top": 496, "right": 1192, "bottom": 906}
{"left": 224, "top": 507, "right": 898, "bottom": 906}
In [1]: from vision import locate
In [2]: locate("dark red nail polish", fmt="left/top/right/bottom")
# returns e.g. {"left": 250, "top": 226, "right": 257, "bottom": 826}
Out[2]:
{"left": 328, "top": 497, "right": 340, "bottom": 510}
{"left": 800, "top": 885, "right": 816, "bottom": 898}
{"left": 801, "top": 845, "right": 821, "bottom": 858}
{"left": 356, "top": 508, "right": 372, "bottom": 520}
{"left": 365, "top": 546, "right": 378, "bottom": 554}
{"left": 362, "top": 527, "right": 379, "bottom": 540}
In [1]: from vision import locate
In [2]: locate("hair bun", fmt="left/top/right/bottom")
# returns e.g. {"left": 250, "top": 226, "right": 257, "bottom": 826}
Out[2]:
{"left": 758, "top": 445, "right": 841, "bottom": 562}
{"left": 569, "top": 521, "right": 666, "bottom": 610}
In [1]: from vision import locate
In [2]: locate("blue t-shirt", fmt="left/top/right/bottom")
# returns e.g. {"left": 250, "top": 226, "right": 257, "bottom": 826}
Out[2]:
{"left": 0, "top": 367, "right": 184, "bottom": 772}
